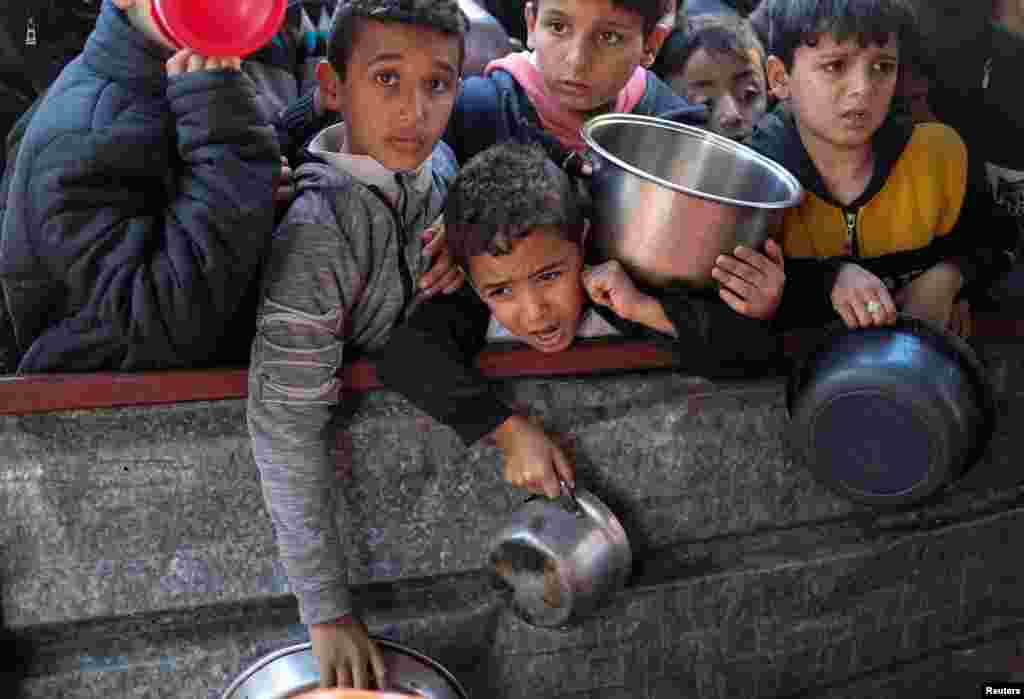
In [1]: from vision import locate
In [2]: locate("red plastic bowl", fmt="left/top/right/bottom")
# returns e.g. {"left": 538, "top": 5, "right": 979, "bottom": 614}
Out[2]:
{"left": 152, "top": 0, "right": 287, "bottom": 57}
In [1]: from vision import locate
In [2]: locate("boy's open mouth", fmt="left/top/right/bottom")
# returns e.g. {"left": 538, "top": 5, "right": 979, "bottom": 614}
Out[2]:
{"left": 531, "top": 324, "right": 565, "bottom": 348}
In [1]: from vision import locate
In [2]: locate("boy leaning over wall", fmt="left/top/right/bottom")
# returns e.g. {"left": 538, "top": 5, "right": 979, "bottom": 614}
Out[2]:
{"left": 247, "top": 0, "right": 466, "bottom": 690}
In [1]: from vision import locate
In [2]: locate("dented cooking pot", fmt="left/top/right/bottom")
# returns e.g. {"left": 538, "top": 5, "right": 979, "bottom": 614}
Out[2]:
{"left": 488, "top": 482, "right": 632, "bottom": 628}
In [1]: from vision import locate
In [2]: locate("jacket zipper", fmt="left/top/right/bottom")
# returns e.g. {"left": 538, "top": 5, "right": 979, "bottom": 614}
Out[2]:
{"left": 843, "top": 209, "right": 860, "bottom": 258}
{"left": 367, "top": 186, "right": 415, "bottom": 315}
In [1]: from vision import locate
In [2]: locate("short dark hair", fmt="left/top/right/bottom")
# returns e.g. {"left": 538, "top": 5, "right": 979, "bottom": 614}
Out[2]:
{"left": 327, "top": 0, "right": 470, "bottom": 80}
{"left": 446, "top": 142, "right": 586, "bottom": 271}
{"left": 651, "top": 13, "right": 765, "bottom": 81}
{"left": 534, "top": 0, "right": 671, "bottom": 36}
{"left": 758, "top": 0, "right": 916, "bottom": 69}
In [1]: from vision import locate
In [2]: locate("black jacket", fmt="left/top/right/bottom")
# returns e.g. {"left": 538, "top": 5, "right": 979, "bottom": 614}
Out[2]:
{"left": 372, "top": 282, "right": 782, "bottom": 446}
{"left": 0, "top": 0, "right": 280, "bottom": 372}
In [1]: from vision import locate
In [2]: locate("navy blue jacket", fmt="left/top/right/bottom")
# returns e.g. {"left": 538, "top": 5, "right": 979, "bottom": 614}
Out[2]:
{"left": 0, "top": 0, "right": 280, "bottom": 372}
{"left": 444, "top": 68, "right": 706, "bottom": 166}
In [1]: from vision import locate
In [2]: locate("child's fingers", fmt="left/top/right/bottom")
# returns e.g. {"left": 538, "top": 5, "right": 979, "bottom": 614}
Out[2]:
{"left": 166, "top": 49, "right": 192, "bottom": 76}
{"left": 713, "top": 266, "right": 757, "bottom": 301}
{"left": 878, "top": 288, "right": 898, "bottom": 324}
{"left": 763, "top": 238, "right": 785, "bottom": 268}
{"left": 718, "top": 284, "right": 750, "bottom": 316}
{"left": 552, "top": 445, "right": 575, "bottom": 490}
{"left": 368, "top": 641, "right": 387, "bottom": 691}
{"left": 714, "top": 254, "right": 761, "bottom": 285}
{"left": 730, "top": 246, "right": 773, "bottom": 275}
{"left": 834, "top": 303, "right": 860, "bottom": 329}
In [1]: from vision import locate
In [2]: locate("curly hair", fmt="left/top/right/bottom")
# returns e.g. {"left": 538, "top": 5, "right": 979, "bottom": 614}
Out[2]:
{"left": 445, "top": 142, "right": 587, "bottom": 271}
{"left": 328, "top": 0, "right": 470, "bottom": 79}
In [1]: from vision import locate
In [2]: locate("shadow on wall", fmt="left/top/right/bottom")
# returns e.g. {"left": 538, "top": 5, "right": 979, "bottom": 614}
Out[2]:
{"left": 0, "top": 572, "right": 32, "bottom": 699}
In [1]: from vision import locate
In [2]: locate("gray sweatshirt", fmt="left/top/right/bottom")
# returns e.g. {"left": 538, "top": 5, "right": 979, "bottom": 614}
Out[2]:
{"left": 247, "top": 123, "right": 456, "bottom": 625}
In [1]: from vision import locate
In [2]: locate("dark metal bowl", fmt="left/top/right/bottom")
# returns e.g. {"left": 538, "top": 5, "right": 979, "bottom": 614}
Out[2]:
{"left": 786, "top": 316, "right": 996, "bottom": 507}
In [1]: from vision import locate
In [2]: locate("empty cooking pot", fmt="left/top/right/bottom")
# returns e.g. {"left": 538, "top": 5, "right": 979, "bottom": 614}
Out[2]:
{"left": 488, "top": 482, "right": 632, "bottom": 628}
{"left": 786, "top": 315, "right": 996, "bottom": 507}
{"left": 220, "top": 639, "right": 467, "bottom": 699}
{"left": 581, "top": 113, "right": 803, "bottom": 288}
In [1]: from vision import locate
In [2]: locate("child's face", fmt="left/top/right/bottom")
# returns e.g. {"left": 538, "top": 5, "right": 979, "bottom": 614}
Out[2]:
{"left": 769, "top": 33, "right": 899, "bottom": 152}
{"left": 525, "top": 0, "right": 655, "bottom": 114}
{"left": 321, "top": 20, "right": 461, "bottom": 172}
{"left": 469, "top": 226, "right": 585, "bottom": 353}
{"left": 669, "top": 47, "right": 767, "bottom": 142}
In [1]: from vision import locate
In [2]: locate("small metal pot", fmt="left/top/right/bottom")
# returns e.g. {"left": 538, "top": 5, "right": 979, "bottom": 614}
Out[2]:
{"left": 581, "top": 113, "right": 803, "bottom": 289}
{"left": 220, "top": 639, "right": 467, "bottom": 699}
{"left": 786, "top": 315, "right": 997, "bottom": 507}
{"left": 488, "top": 483, "right": 632, "bottom": 628}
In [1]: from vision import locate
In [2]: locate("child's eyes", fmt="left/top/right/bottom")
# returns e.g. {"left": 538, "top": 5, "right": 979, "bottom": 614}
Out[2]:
{"left": 375, "top": 71, "right": 399, "bottom": 87}
{"left": 873, "top": 61, "right": 898, "bottom": 75}
{"left": 822, "top": 60, "right": 845, "bottom": 74}
{"left": 742, "top": 87, "right": 763, "bottom": 105}
{"left": 487, "top": 287, "right": 511, "bottom": 299}
{"left": 599, "top": 31, "right": 624, "bottom": 46}
{"left": 427, "top": 77, "right": 453, "bottom": 94}
{"left": 547, "top": 20, "right": 568, "bottom": 35}
{"left": 538, "top": 270, "right": 563, "bottom": 282}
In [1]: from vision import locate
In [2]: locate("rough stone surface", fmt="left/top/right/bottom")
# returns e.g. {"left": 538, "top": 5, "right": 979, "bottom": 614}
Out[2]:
{"left": 3, "top": 337, "right": 1024, "bottom": 697}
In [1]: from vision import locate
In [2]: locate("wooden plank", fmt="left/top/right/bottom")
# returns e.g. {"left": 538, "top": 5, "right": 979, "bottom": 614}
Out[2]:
{"left": 2, "top": 314, "right": 1022, "bottom": 415}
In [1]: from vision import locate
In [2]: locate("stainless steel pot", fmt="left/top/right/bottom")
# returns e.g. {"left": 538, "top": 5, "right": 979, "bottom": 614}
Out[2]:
{"left": 220, "top": 639, "right": 467, "bottom": 699}
{"left": 459, "top": 0, "right": 513, "bottom": 76}
{"left": 581, "top": 113, "right": 804, "bottom": 288}
{"left": 786, "top": 315, "right": 997, "bottom": 507}
{"left": 488, "top": 483, "right": 632, "bottom": 628}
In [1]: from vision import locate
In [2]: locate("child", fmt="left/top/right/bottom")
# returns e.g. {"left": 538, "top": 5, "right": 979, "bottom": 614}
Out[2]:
{"left": 247, "top": 0, "right": 466, "bottom": 690}
{"left": 651, "top": 13, "right": 768, "bottom": 141}
{"left": 440, "top": 0, "right": 704, "bottom": 166}
{"left": 373, "top": 142, "right": 786, "bottom": 501}
{"left": 0, "top": 0, "right": 281, "bottom": 372}
{"left": 747, "top": 0, "right": 997, "bottom": 336}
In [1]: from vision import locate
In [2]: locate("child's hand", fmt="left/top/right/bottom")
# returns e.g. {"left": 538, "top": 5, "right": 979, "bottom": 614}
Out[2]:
{"left": 166, "top": 49, "right": 242, "bottom": 77}
{"left": 949, "top": 298, "right": 973, "bottom": 338}
{"left": 309, "top": 616, "right": 386, "bottom": 690}
{"left": 711, "top": 239, "right": 786, "bottom": 320}
{"left": 492, "top": 415, "right": 575, "bottom": 499}
{"left": 419, "top": 219, "right": 464, "bottom": 298}
{"left": 895, "top": 262, "right": 965, "bottom": 332}
{"left": 274, "top": 156, "right": 296, "bottom": 211}
{"left": 582, "top": 260, "right": 651, "bottom": 323}
{"left": 831, "top": 263, "right": 898, "bottom": 329}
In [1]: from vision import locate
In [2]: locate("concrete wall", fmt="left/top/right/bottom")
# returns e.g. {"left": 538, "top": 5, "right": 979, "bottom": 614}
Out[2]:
{"left": 3, "top": 337, "right": 1024, "bottom": 697}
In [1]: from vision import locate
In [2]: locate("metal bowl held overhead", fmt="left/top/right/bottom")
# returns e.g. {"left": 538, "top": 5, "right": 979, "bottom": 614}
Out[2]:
{"left": 786, "top": 315, "right": 997, "bottom": 507}
{"left": 220, "top": 639, "right": 467, "bottom": 699}
{"left": 581, "top": 113, "right": 803, "bottom": 289}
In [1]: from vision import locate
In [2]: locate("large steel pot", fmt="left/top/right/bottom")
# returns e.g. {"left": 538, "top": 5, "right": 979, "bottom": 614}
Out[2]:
{"left": 488, "top": 483, "right": 632, "bottom": 628}
{"left": 459, "top": 0, "right": 513, "bottom": 76}
{"left": 220, "top": 639, "right": 467, "bottom": 699}
{"left": 581, "top": 113, "right": 803, "bottom": 288}
{"left": 786, "top": 315, "right": 997, "bottom": 507}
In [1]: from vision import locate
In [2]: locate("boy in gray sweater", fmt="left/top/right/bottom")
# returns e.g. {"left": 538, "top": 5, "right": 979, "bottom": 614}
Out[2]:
{"left": 247, "top": 0, "right": 466, "bottom": 689}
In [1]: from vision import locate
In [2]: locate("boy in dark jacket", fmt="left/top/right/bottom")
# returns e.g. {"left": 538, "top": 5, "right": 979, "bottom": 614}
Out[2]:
{"left": 748, "top": 0, "right": 997, "bottom": 335}
{"left": 373, "top": 142, "right": 785, "bottom": 502}
{"left": 247, "top": 0, "right": 466, "bottom": 689}
{"left": 0, "top": 0, "right": 281, "bottom": 372}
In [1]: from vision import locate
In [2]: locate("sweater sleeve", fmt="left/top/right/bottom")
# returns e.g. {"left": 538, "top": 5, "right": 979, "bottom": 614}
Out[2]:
{"left": 372, "top": 286, "right": 514, "bottom": 445}
{"left": 247, "top": 216, "right": 367, "bottom": 626}
{"left": 600, "top": 284, "right": 784, "bottom": 377}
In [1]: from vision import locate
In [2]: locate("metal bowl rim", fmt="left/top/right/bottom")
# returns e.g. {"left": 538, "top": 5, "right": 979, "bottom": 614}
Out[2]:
{"left": 219, "top": 638, "right": 468, "bottom": 699}
{"left": 580, "top": 113, "right": 804, "bottom": 210}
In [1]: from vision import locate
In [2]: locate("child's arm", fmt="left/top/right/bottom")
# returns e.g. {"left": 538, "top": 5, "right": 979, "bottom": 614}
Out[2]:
{"left": 584, "top": 260, "right": 783, "bottom": 376}
{"left": 247, "top": 211, "right": 380, "bottom": 686}
{"left": 372, "top": 288, "right": 574, "bottom": 498}
{"left": 372, "top": 286, "right": 513, "bottom": 446}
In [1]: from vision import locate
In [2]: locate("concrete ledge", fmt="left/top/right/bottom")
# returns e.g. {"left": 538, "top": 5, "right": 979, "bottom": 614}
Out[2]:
{"left": 4, "top": 334, "right": 1024, "bottom": 697}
